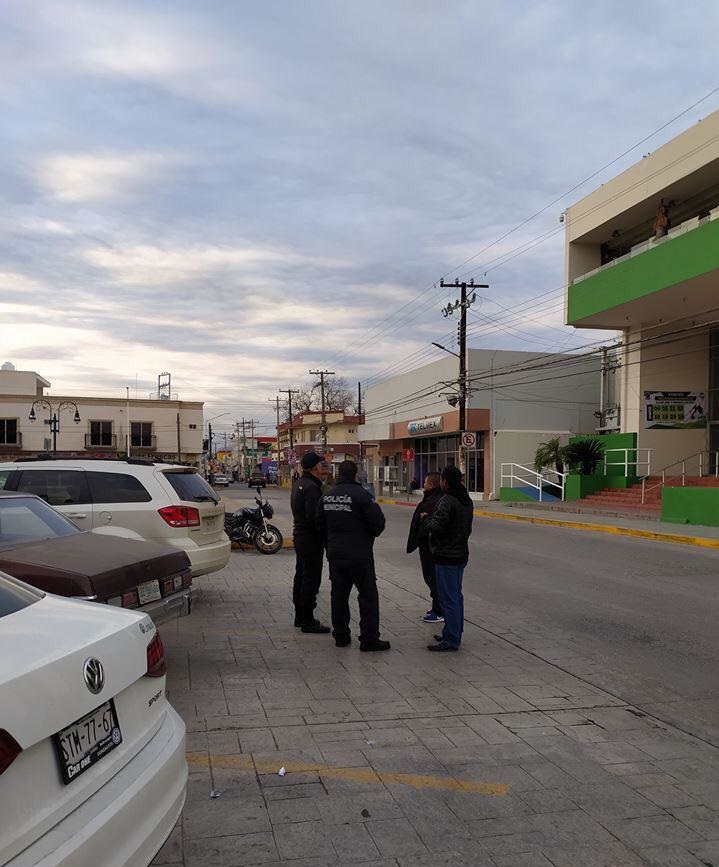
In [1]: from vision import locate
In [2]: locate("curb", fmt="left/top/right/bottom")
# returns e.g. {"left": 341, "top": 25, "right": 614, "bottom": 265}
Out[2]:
{"left": 231, "top": 538, "right": 294, "bottom": 551}
{"left": 377, "top": 497, "right": 719, "bottom": 550}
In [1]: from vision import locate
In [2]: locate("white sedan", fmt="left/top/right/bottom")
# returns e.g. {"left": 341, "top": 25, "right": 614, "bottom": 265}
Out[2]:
{"left": 0, "top": 573, "right": 186, "bottom": 867}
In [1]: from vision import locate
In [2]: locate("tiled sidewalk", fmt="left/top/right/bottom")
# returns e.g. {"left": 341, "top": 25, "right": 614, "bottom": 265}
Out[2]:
{"left": 152, "top": 549, "right": 719, "bottom": 867}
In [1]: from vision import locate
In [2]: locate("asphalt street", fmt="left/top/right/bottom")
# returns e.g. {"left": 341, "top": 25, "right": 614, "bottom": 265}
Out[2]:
{"left": 222, "top": 484, "right": 719, "bottom": 748}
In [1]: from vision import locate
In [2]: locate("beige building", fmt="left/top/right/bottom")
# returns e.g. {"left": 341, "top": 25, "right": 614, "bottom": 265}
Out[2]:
{"left": 277, "top": 411, "right": 361, "bottom": 480}
{"left": 0, "top": 366, "right": 203, "bottom": 464}
{"left": 565, "top": 107, "right": 719, "bottom": 473}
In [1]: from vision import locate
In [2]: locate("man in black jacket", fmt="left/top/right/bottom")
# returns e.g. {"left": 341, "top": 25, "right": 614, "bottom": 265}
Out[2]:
{"left": 425, "top": 465, "right": 474, "bottom": 652}
{"left": 291, "top": 452, "right": 331, "bottom": 634}
{"left": 406, "top": 472, "right": 443, "bottom": 623}
{"left": 316, "top": 460, "right": 390, "bottom": 652}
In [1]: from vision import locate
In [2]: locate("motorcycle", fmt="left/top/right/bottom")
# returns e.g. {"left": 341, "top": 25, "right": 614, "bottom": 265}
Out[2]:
{"left": 224, "top": 487, "right": 284, "bottom": 555}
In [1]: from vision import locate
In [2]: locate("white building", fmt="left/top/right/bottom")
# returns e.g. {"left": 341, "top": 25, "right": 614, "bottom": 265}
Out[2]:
{"left": 358, "top": 348, "right": 600, "bottom": 498}
{"left": 0, "top": 366, "right": 204, "bottom": 464}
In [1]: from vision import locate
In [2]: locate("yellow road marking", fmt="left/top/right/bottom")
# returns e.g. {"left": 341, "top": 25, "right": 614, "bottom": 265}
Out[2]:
{"left": 187, "top": 751, "right": 508, "bottom": 796}
{"left": 377, "top": 497, "right": 719, "bottom": 550}
{"left": 470, "top": 508, "right": 719, "bottom": 549}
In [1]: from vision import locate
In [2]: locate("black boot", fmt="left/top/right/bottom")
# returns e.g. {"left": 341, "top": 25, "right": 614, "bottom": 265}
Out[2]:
{"left": 360, "top": 640, "right": 391, "bottom": 652}
{"left": 301, "top": 619, "right": 331, "bottom": 634}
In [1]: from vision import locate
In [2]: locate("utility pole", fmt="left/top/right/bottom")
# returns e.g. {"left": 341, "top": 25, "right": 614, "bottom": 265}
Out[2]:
{"left": 279, "top": 388, "right": 299, "bottom": 451}
{"left": 357, "top": 381, "right": 362, "bottom": 417}
{"left": 176, "top": 411, "right": 181, "bottom": 463}
{"left": 208, "top": 423, "right": 214, "bottom": 461}
{"left": 440, "top": 279, "right": 488, "bottom": 471}
{"left": 309, "top": 369, "right": 335, "bottom": 449}
{"left": 270, "top": 397, "right": 281, "bottom": 484}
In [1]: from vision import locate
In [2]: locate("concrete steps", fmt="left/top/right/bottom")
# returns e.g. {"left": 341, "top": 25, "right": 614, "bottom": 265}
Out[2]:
{"left": 579, "top": 476, "right": 719, "bottom": 515}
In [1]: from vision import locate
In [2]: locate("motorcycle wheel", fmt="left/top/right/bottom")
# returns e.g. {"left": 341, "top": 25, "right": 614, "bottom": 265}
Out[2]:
{"left": 253, "top": 525, "right": 283, "bottom": 555}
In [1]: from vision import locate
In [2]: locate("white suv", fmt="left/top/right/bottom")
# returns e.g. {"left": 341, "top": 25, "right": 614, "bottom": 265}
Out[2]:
{"left": 0, "top": 459, "right": 230, "bottom": 577}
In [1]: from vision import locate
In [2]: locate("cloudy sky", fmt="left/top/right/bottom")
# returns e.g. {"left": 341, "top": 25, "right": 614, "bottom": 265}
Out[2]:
{"left": 1, "top": 0, "right": 717, "bottom": 436}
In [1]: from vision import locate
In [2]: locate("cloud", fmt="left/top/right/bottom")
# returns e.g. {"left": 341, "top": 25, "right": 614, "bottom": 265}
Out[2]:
{"left": 35, "top": 152, "right": 176, "bottom": 202}
{"left": 0, "top": 0, "right": 715, "bottom": 423}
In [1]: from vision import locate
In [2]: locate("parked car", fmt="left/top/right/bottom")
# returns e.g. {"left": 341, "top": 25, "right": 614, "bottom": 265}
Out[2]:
{"left": 248, "top": 470, "right": 267, "bottom": 488}
{"left": 212, "top": 473, "right": 231, "bottom": 487}
{"left": 0, "top": 571, "right": 186, "bottom": 866}
{"left": 0, "top": 491, "right": 193, "bottom": 622}
{"left": 0, "top": 459, "right": 230, "bottom": 577}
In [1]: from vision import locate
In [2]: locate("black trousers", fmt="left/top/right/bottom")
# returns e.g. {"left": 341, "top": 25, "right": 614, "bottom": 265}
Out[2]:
{"left": 294, "top": 541, "right": 324, "bottom": 624}
{"left": 419, "top": 545, "right": 441, "bottom": 615}
{"left": 329, "top": 558, "right": 380, "bottom": 645}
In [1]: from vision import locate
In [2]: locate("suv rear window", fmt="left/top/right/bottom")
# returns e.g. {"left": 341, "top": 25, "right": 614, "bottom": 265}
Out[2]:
{"left": 87, "top": 472, "right": 152, "bottom": 503}
{"left": 162, "top": 471, "right": 218, "bottom": 503}
{"left": 0, "top": 574, "right": 42, "bottom": 617}
{"left": 16, "top": 470, "right": 90, "bottom": 506}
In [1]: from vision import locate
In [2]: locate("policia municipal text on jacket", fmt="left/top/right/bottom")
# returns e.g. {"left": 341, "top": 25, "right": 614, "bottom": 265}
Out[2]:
{"left": 316, "top": 460, "right": 391, "bottom": 651}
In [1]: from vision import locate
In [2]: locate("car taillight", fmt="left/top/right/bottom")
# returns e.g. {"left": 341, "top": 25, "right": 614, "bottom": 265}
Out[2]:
{"left": 146, "top": 632, "right": 166, "bottom": 678}
{"left": 182, "top": 572, "right": 192, "bottom": 586}
{"left": 122, "top": 590, "right": 138, "bottom": 608}
{"left": 158, "top": 506, "right": 201, "bottom": 528}
{"left": 0, "top": 729, "right": 22, "bottom": 775}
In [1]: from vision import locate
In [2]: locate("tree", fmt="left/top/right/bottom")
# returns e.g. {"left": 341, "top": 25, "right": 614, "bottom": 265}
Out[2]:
{"left": 564, "top": 438, "right": 605, "bottom": 476}
{"left": 534, "top": 437, "right": 567, "bottom": 475}
{"left": 284, "top": 376, "right": 356, "bottom": 417}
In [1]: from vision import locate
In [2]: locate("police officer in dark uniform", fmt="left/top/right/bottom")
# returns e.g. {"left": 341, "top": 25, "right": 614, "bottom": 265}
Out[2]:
{"left": 290, "top": 452, "right": 330, "bottom": 634}
{"left": 316, "top": 460, "right": 390, "bottom": 651}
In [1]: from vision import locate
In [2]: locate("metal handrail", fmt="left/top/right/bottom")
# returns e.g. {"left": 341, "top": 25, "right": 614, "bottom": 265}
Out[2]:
{"left": 641, "top": 450, "right": 719, "bottom": 504}
{"left": 501, "top": 462, "right": 566, "bottom": 502}
{"left": 603, "top": 447, "right": 651, "bottom": 477}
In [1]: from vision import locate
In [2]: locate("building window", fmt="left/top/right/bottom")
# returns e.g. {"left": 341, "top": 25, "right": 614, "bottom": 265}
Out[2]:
{"left": 89, "top": 420, "right": 113, "bottom": 446}
{"left": 309, "top": 429, "right": 320, "bottom": 441}
{"left": 0, "top": 419, "right": 18, "bottom": 445}
{"left": 131, "top": 421, "right": 153, "bottom": 447}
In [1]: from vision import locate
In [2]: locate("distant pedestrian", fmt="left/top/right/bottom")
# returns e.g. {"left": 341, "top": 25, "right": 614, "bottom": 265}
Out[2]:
{"left": 425, "top": 466, "right": 473, "bottom": 652}
{"left": 406, "top": 472, "right": 443, "bottom": 623}
{"left": 290, "top": 453, "right": 331, "bottom": 634}
{"left": 654, "top": 198, "right": 670, "bottom": 239}
{"left": 316, "top": 460, "right": 390, "bottom": 652}
{"left": 409, "top": 477, "right": 420, "bottom": 494}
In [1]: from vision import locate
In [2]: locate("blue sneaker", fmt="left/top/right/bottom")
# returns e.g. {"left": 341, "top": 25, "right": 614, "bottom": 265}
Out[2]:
{"left": 422, "top": 611, "right": 444, "bottom": 623}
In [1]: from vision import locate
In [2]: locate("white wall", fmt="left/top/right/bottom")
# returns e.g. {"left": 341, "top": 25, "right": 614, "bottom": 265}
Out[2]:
{"left": 359, "top": 348, "right": 600, "bottom": 441}
{"left": 0, "top": 396, "right": 204, "bottom": 457}
{"left": 627, "top": 326, "right": 710, "bottom": 471}
{"left": 492, "top": 430, "right": 572, "bottom": 498}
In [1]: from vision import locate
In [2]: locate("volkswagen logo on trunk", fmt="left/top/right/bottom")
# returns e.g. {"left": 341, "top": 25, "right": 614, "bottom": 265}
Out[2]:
{"left": 83, "top": 657, "right": 105, "bottom": 694}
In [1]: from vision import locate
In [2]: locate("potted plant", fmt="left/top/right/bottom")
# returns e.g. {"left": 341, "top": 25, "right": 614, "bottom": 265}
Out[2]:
{"left": 534, "top": 437, "right": 567, "bottom": 475}
{"left": 564, "top": 437, "right": 605, "bottom": 475}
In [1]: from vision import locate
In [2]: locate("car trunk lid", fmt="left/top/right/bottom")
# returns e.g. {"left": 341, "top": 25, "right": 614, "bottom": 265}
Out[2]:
{"left": 0, "top": 534, "right": 190, "bottom": 601}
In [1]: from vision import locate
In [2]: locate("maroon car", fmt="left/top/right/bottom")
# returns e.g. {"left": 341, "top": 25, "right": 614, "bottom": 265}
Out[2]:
{"left": 0, "top": 492, "right": 193, "bottom": 622}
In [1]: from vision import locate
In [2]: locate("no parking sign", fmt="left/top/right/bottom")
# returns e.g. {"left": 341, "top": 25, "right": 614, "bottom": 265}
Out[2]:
{"left": 461, "top": 431, "right": 476, "bottom": 449}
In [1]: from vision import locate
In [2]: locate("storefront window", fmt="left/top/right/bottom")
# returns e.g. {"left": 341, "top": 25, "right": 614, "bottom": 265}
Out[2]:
{"left": 412, "top": 433, "right": 484, "bottom": 492}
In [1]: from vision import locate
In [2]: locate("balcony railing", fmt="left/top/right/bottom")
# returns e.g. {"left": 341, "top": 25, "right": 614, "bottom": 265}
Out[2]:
{"left": 572, "top": 206, "right": 719, "bottom": 285}
{"left": 131, "top": 435, "right": 157, "bottom": 451}
{"left": 0, "top": 432, "right": 21, "bottom": 451}
{"left": 85, "top": 433, "right": 118, "bottom": 450}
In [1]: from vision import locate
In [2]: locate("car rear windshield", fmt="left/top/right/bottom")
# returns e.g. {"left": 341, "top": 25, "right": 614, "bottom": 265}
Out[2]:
{"left": 0, "top": 574, "right": 42, "bottom": 617}
{"left": 162, "top": 471, "right": 218, "bottom": 502}
{"left": 0, "top": 496, "right": 80, "bottom": 549}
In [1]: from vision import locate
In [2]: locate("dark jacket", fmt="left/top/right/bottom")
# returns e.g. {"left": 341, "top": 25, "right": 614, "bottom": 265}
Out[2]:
{"left": 316, "top": 479, "right": 385, "bottom": 562}
{"left": 426, "top": 486, "right": 474, "bottom": 565}
{"left": 406, "top": 486, "right": 442, "bottom": 554}
{"left": 290, "top": 472, "right": 323, "bottom": 548}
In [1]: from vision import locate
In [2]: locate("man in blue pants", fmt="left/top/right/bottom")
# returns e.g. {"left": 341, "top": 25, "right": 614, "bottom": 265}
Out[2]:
{"left": 424, "top": 466, "right": 474, "bottom": 652}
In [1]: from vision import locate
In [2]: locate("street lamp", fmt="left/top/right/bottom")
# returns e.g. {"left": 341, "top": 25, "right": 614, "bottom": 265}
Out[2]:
{"left": 28, "top": 399, "right": 81, "bottom": 454}
{"left": 432, "top": 341, "right": 461, "bottom": 359}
